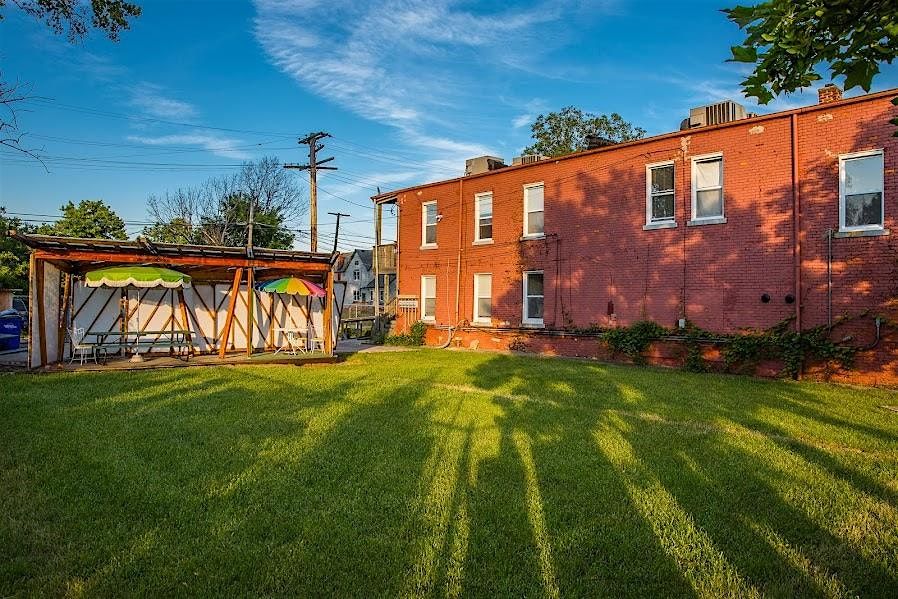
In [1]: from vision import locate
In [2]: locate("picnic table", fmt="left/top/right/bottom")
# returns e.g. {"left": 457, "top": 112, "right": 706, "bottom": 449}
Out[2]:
{"left": 88, "top": 329, "right": 193, "bottom": 363}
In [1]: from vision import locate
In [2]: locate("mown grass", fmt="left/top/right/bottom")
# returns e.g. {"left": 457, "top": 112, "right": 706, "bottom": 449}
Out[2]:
{"left": 1, "top": 349, "right": 897, "bottom": 597}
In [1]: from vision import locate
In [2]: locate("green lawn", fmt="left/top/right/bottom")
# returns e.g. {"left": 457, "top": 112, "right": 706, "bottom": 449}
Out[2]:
{"left": 2, "top": 350, "right": 897, "bottom": 597}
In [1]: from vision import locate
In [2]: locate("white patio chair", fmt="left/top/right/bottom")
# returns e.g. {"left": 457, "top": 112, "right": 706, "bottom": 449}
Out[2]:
{"left": 68, "top": 327, "right": 96, "bottom": 365}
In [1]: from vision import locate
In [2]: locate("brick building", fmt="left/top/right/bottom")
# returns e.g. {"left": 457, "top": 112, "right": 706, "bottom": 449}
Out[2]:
{"left": 372, "top": 87, "right": 898, "bottom": 383}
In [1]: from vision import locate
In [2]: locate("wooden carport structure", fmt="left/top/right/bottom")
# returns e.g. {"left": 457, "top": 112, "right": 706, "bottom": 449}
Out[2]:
{"left": 12, "top": 232, "right": 344, "bottom": 369}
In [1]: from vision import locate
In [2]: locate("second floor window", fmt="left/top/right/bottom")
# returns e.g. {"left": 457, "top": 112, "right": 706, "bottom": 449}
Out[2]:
{"left": 840, "top": 150, "right": 884, "bottom": 232}
{"left": 352, "top": 289, "right": 361, "bottom": 302}
{"left": 352, "top": 269, "right": 360, "bottom": 281}
{"left": 475, "top": 192, "right": 493, "bottom": 242}
{"left": 523, "top": 183, "right": 544, "bottom": 237}
{"left": 691, "top": 154, "right": 724, "bottom": 221}
{"left": 422, "top": 201, "right": 437, "bottom": 246}
{"left": 647, "top": 162, "right": 675, "bottom": 224}
{"left": 421, "top": 275, "right": 436, "bottom": 321}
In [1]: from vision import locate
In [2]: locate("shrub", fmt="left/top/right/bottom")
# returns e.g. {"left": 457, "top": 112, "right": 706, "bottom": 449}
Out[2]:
{"left": 602, "top": 321, "right": 668, "bottom": 363}
{"left": 384, "top": 320, "right": 427, "bottom": 347}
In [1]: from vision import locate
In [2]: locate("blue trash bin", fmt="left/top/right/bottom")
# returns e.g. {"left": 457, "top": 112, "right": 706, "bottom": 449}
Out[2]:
{"left": 0, "top": 310, "right": 23, "bottom": 351}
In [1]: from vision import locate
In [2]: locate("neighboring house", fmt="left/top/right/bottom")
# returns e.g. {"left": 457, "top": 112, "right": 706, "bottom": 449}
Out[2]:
{"left": 373, "top": 85, "right": 898, "bottom": 380}
{"left": 334, "top": 249, "right": 374, "bottom": 303}
{"left": 361, "top": 273, "right": 396, "bottom": 306}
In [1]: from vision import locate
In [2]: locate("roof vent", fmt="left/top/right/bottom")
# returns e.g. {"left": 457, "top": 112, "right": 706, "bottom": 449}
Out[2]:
{"left": 680, "top": 100, "right": 748, "bottom": 130}
{"left": 512, "top": 154, "right": 546, "bottom": 166}
{"left": 585, "top": 134, "right": 616, "bottom": 149}
{"left": 465, "top": 155, "right": 506, "bottom": 176}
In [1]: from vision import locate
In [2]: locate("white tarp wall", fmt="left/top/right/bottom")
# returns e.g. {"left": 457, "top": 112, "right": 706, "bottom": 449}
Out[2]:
{"left": 60, "top": 280, "right": 337, "bottom": 358}
{"left": 29, "top": 261, "right": 61, "bottom": 368}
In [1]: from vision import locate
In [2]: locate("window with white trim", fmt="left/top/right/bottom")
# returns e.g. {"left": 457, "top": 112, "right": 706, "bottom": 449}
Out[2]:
{"left": 352, "top": 269, "right": 360, "bottom": 281}
{"left": 422, "top": 201, "right": 437, "bottom": 246}
{"left": 522, "top": 271, "right": 544, "bottom": 325}
{"left": 646, "top": 161, "right": 675, "bottom": 224}
{"left": 691, "top": 154, "right": 724, "bottom": 220}
{"left": 474, "top": 192, "right": 493, "bottom": 242}
{"left": 421, "top": 275, "right": 436, "bottom": 321}
{"left": 473, "top": 273, "right": 492, "bottom": 323}
{"left": 352, "top": 289, "right": 360, "bottom": 302}
{"left": 523, "top": 183, "right": 544, "bottom": 236}
{"left": 840, "top": 150, "right": 884, "bottom": 231}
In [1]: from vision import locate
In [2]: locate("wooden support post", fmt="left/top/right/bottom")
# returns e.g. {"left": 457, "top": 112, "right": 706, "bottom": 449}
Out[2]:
{"left": 177, "top": 288, "right": 194, "bottom": 356}
{"left": 323, "top": 269, "right": 334, "bottom": 355}
{"left": 219, "top": 267, "right": 243, "bottom": 359}
{"left": 246, "top": 268, "right": 255, "bottom": 357}
{"left": 34, "top": 258, "right": 47, "bottom": 367}
{"left": 267, "top": 293, "right": 275, "bottom": 350}
{"left": 57, "top": 272, "right": 71, "bottom": 362}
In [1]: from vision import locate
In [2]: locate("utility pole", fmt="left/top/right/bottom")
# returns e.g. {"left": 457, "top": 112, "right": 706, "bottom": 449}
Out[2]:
{"left": 246, "top": 195, "right": 255, "bottom": 257}
{"left": 284, "top": 131, "right": 337, "bottom": 252}
{"left": 327, "top": 211, "right": 351, "bottom": 255}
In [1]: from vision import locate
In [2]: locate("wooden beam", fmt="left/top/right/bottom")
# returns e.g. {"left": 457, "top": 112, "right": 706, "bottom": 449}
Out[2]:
{"left": 177, "top": 288, "right": 194, "bottom": 356}
{"left": 32, "top": 249, "right": 331, "bottom": 273}
{"left": 246, "top": 269, "right": 255, "bottom": 357}
{"left": 323, "top": 268, "right": 334, "bottom": 355}
{"left": 35, "top": 259, "right": 47, "bottom": 367}
{"left": 219, "top": 268, "right": 243, "bottom": 359}
{"left": 57, "top": 272, "right": 72, "bottom": 362}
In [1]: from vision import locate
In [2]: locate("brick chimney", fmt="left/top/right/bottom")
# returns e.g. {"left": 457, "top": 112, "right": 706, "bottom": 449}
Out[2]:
{"left": 818, "top": 84, "right": 843, "bottom": 104}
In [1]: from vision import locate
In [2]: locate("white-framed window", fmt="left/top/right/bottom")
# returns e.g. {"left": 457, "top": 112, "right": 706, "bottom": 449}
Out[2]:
{"left": 646, "top": 161, "right": 675, "bottom": 224}
{"left": 474, "top": 192, "right": 493, "bottom": 242}
{"left": 840, "top": 149, "right": 884, "bottom": 232}
{"left": 473, "top": 273, "right": 492, "bottom": 324}
{"left": 522, "top": 271, "right": 544, "bottom": 326}
{"left": 422, "top": 201, "right": 438, "bottom": 247}
{"left": 421, "top": 275, "right": 436, "bottom": 321}
{"left": 352, "top": 289, "right": 361, "bottom": 302}
{"left": 352, "top": 269, "right": 360, "bottom": 281}
{"left": 691, "top": 153, "right": 724, "bottom": 221}
{"left": 523, "top": 183, "right": 544, "bottom": 237}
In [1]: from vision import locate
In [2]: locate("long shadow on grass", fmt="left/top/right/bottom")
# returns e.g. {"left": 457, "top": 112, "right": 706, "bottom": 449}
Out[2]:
{"left": 465, "top": 354, "right": 898, "bottom": 597}
{"left": 463, "top": 358, "right": 697, "bottom": 597}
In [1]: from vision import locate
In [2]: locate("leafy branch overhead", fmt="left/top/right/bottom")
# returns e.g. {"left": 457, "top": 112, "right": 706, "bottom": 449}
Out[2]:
{"left": 523, "top": 107, "right": 645, "bottom": 158}
{"left": 725, "top": 0, "right": 898, "bottom": 103}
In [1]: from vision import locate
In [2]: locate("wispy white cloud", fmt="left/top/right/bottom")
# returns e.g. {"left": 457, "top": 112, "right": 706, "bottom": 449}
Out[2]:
{"left": 252, "top": 0, "right": 595, "bottom": 179}
{"left": 126, "top": 134, "right": 251, "bottom": 160}
{"left": 127, "top": 82, "right": 199, "bottom": 121}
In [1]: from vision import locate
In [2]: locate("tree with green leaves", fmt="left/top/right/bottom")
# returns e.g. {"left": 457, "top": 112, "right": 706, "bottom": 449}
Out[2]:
{"left": 522, "top": 107, "right": 645, "bottom": 158}
{"left": 36, "top": 200, "right": 128, "bottom": 240}
{"left": 0, "top": 207, "right": 33, "bottom": 289}
{"left": 725, "top": 0, "right": 898, "bottom": 132}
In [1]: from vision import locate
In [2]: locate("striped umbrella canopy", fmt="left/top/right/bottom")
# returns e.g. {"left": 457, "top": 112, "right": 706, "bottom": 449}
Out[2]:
{"left": 256, "top": 277, "right": 325, "bottom": 297}
{"left": 85, "top": 266, "right": 192, "bottom": 289}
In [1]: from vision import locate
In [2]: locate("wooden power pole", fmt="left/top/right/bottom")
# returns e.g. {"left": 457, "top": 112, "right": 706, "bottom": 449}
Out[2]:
{"left": 327, "top": 211, "right": 351, "bottom": 254}
{"left": 284, "top": 132, "right": 337, "bottom": 253}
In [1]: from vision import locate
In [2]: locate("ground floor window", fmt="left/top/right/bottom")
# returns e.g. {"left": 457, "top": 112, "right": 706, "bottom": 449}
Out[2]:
{"left": 421, "top": 275, "right": 436, "bottom": 321}
{"left": 840, "top": 149, "right": 884, "bottom": 232}
{"left": 473, "top": 273, "right": 492, "bottom": 324}
{"left": 522, "top": 271, "right": 544, "bottom": 326}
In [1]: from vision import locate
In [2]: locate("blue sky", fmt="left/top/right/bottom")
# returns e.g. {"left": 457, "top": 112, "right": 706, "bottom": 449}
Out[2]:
{"left": 2, "top": 0, "right": 896, "bottom": 250}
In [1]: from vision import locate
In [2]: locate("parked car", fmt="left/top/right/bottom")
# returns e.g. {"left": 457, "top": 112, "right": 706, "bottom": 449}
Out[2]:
{"left": 12, "top": 295, "right": 27, "bottom": 331}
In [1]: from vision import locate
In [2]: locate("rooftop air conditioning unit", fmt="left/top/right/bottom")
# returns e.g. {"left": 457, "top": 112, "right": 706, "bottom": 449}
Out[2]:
{"left": 512, "top": 154, "right": 546, "bottom": 166}
{"left": 680, "top": 100, "right": 747, "bottom": 130}
{"left": 465, "top": 155, "right": 506, "bottom": 176}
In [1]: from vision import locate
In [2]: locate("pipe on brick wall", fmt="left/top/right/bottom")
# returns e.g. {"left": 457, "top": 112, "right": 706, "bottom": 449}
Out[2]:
{"left": 455, "top": 177, "right": 463, "bottom": 324}
{"left": 791, "top": 113, "right": 802, "bottom": 332}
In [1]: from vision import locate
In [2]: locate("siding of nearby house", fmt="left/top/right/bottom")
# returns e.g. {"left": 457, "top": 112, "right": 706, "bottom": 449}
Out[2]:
{"left": 378, "top": 89, "right": 898, "bottom": 383}
{"left": 334, "top": 250, "right": 374, "bottom": 303}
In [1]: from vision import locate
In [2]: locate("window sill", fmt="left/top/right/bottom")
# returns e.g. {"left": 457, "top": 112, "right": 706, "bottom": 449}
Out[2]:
{"left": 687, "top": 217, "right": 727, "bottom": 227}
{"left": 471, "top": 320, "right": 492, "bottom": 327}
{"left": 520, "top": 234, "right": 545, "bottom": 241}
{"left": 643, "top": 221, "right": 677, "bottom": 231}
{"left": 421, "top": 317, "right": 436, "bottom": 323}
{"left": 419, "top": 244, "right": 438, "bottom": 250}
{"left": 472, "top": 239, "right": 494, "bottom": 246}
{"left": 834, "top": 228, "right": 889, "bottom": 238}
{"left": 521, "top": 321, "right": 545, "bottom": 329}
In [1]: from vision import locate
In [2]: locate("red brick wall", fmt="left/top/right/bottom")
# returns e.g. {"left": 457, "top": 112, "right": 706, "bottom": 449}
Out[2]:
{"left": 387, "top": 91, "right": 898, "bottom": 384}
